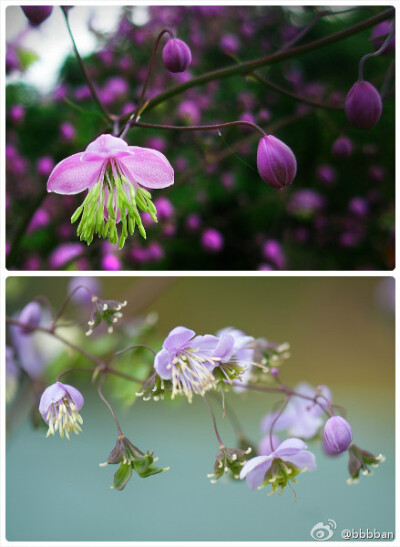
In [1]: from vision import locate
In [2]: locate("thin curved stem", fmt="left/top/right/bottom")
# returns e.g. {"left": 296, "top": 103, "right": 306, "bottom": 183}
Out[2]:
{"left": 203, "top": 395, "right": 224, "bottom": 447}
{"left": 97, "top": 373, "right": 123, "bottom": 435}
{"left": 57, "top": 366, "right": 95, "bottom": 382}
{"left": 61, "top": 8, "right": 112, "bottom": 122}
{"left": 129, "top": 120, "right": 267, "bottom": 137}
{"left": 6, "top": 317, "right": 103, "bottom": 366}
{"left": 52, "top": 285, "right": 96, "bottom": 326}
{"left": 120, "top": 28, "right": 174, "bottom": 138}
{"left": 120, "top": 7, "right": 393, "bottom": 120}
{"left": 114, "top": 344, "right": 156, "bottom": 358}
{"left": 105, "top": 366, "right": 145, "bottom": 384}
{"left": 358, "top": 22, "right": 395, "bottom": 80}
{"left": 269, "top": 396, "right": 290, "bottom": 446}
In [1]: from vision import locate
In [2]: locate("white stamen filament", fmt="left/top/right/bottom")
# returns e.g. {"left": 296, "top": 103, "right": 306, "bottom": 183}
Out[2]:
{"left": 170, "top": 349, "right": 219, "bottom": 403}
{"left": 45, "top": 397, "right": 83, "bottom": 439}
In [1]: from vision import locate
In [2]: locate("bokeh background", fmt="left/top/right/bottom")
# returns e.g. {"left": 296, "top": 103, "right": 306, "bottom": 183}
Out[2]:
{"left": 6, "top": 276, "right": 395, "bottom": 541}
{"left": 5, "top": 5, "right": 395, "bottom": 271}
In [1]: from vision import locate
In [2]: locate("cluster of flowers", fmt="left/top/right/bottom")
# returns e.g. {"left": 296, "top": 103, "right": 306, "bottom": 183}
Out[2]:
{"left": 12, "top": 308, "right": 382, "bottom": 495}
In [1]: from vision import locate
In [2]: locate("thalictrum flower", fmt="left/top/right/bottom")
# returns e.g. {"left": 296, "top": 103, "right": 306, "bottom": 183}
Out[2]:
{"left": 154, "top": 326, "right": 222, "bottom": 403}
{"left": 47, "top": 134, "right": 174, "bottom": 248}
{"left": 214, "top": 327, "right": 255, "bottom": 388}
{"left": 240, "top": 437, "right": 316, "bottom": 494}
{"left": 39, "top": 381, "right": 84, "bottom": 439}
{"left": 261, "top": 383, "right": 331, "bottom": 439}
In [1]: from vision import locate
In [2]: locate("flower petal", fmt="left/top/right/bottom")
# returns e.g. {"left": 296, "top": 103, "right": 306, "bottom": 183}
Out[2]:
{"left": 191, "top": 334, "right": 219, "bottom": 354}
{"left": 213, "top": 333, "right": 235, "bottom": 362}
{"left": 62, "top": 382, "right": 84, "bottom": 410}
{"left": 154, "top": 349, "right": 173, "bottom": 379}
{"left": 82, "top": 134, "right": 131, "bottom": 161}
{"left": 121, "top": 146, "right": 174, "bottom": 189}
{"left": 240, "top": 455, "right": 272, "bottom": 490}
{"left": 39, "top": 382, "right": 67, "bottom": 418}
{"left": 47, "top": 152, "right": 104, "bottom": 195}
{"left": 286, "top": 450, "right": 316, "bottom": 471}
{"left": 273, "top": 437, "right": 307, "bottom": 458}
{"left": 163, "top": 326, "right": 195, "bottom": 350}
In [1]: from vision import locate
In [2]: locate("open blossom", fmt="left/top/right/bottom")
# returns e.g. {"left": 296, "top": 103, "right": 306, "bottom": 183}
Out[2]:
{"left": 39, "top": 382, "right": 84, "bottom": 439}
{"left": 47, "top": 134, "right": 174, "bottom": 248}
{"left": 240, "top": 438, "right": 316, "bottom": 493}
{"left": 154, "top": 326, "right": 223, "bottom": 402}
{"left": 215, "top": 327, "right": 255, "bottom": 389}
{"left": 261, "top": 382, "right": 331, "bottom": 439}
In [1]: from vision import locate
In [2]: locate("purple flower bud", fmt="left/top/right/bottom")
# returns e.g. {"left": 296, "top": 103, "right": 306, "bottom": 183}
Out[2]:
{"left": 316, "top": 164, "right": 337, "bottom": 186}
{"left": 60, "top": 122, "right": 76, "bottom": 141}
{"left": 162, "top": 38, "right": 192, "bottom": 73}
{"left": 21, "top": 6, "right": 53, "bottom": 26}
{"left": 202, "top": 228, "right": 224, "bottom": 253}
{"left": 262, "top": 239, "right": 286, "bottom": 269}
{"left": 177, "top": 100, "right": 201, "bottom": 125}
{"left": 345, "top": 81, "right": 382, "bottom": 130}
{"left": 370, "top": 21, "right": 395, "bottom": 54}
{"left": 9, "top": 105, "right": 25, "bottom": 124}
{"left": 101, "top": 254, "right": 121, "bottom": 271}
{"left": 220, "top": 33, "right": 239, "bottom": 55}
{"left": 49, "top": 243, "right": 85, "bottom": 269}
{"left": 349, "top": 197, "right": 369, "bottom": 217}
{"left": 186, "top": 213, "right": 201, "bottom": 231}
{"left": 154, "top": 197, "right": 174, "bottom": 221}
{"left": 331, "top": 136, "right": 353, "bottom": 158}
{"left": 257, "top": 135, "right": 297, "bottom": 189}
{"left": 18, "top": 301, "right": 42, "bottom": 334}
{"left": 324, "top": 416, "right": 353, "bottom": 454}
{"left": 36, "top": 156, "right": 54, "bottom": 177}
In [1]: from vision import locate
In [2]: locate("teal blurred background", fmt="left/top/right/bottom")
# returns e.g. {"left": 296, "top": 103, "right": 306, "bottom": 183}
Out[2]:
{"left": 6, "top": 276, "right": 395, "bottom": 541}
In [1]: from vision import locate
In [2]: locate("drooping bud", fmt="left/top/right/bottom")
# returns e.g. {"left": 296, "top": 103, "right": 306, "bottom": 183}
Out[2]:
{"left": 21, "top": 6, "right": 53, "bottom": 26}
{"left": 347, "top": 443, "right": 385, "bottom": 484}
{"left": 86, "top": 296, "right": 128, "bottom": 336}
{"left": 207, "top": 445, "right": 253, "bottom": 484}
{"left": 18, "top": 301, "right": 42, "bottom": 334}
{"left": 345, "top": 81, "right": 382, "bottom": 130}
{"left": 100, "top": 435, "right": 168, "bottom": 490}
{"left": 331, "top": 136, "right": 353, "bottom": 158}
{"left": 257, "top": 135, "right": 297, "bottom": 189}
{"left": 162, "top": 38, "right": 192, "bottom": 73}
{"left": 324, "top": 416, "right": 353, "bottom": 454}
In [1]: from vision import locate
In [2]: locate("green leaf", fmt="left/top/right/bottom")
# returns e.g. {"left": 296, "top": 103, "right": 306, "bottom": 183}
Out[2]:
{"left": 111, "top": 462, "right": 132, "bottom": 491}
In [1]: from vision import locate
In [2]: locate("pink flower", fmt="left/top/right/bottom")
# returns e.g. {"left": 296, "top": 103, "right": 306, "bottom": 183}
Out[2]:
{"left": 47, "top": 134, "right": 174, "bottom": 248}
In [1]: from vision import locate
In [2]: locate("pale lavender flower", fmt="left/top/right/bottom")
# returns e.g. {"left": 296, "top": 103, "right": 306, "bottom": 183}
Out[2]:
{"left": 154, "top": 326, "right": 222, "bottom": 402}
{"left": 39, "top": 381, "right": 84, "bottom": 439}
{"left": 240, "top": 438, "right": 316, "bottom": 491}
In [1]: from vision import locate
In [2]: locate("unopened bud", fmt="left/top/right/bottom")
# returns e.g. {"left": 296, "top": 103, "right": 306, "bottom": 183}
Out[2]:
{"left": 257, "top": 135, "right": 297, "bottom": 189}
{"left": 345, "top": 81, "right": 382, "bottom": 130}
{"left": 162, "top": 38, "right": 192, "bottom": 73}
